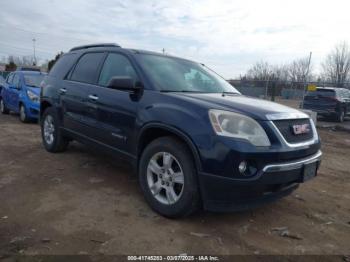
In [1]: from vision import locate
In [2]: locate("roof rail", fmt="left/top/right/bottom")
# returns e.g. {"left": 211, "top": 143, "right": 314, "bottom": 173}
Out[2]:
{"left": 70, "top": 43, "right": 121, "bottom": 52}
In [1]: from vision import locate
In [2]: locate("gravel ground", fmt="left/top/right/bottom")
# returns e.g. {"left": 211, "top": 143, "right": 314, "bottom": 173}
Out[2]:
{"left": 0, "top": 113, "right": 349, "bottom": 256}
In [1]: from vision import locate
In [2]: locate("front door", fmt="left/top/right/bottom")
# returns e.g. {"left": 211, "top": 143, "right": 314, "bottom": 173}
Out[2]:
{"left": 87, "top": 52, "right": 141, "bottom": 154}
{"left": 7, "top": 73, "right": 21, "bottom": 111}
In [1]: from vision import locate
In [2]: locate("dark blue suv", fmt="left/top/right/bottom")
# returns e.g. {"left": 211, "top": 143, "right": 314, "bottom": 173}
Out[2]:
{"left": 40, "top": 44, "right": 322, "bottom": 217}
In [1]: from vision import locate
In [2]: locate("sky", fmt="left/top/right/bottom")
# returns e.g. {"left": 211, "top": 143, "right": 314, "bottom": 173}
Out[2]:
{"left": 0, "top": 0, "right": 349, "bottom": 78}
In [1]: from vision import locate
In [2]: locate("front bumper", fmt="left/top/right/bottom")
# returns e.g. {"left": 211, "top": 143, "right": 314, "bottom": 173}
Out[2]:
{"left": 199, "top": 150, "right": 322, "bottom": 212}
{"left": 25, "top": 101, "right": 40, "bottom": 119}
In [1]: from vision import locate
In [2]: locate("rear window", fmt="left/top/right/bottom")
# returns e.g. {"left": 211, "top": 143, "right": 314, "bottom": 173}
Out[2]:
{"left": 70, "top": 53, "right": 105, "bottom": 84}
{"left": 306, "top": 89, "right": 336, "bottom": 97}
{"left": 49, "top": 53, "right": 77, "bottom": 78}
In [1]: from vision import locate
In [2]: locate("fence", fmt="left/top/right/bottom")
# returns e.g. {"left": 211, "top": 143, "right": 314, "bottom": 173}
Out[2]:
{"left": 228, "top": 79, "right": 350, "bottom": 102}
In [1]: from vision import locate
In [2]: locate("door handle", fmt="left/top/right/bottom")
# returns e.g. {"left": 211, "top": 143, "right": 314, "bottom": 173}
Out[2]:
{"left": 88, "top": 94, "right": 99, "bottom": 101}
{"left": 60, "top": 88, "right": 67, "bottom": 94}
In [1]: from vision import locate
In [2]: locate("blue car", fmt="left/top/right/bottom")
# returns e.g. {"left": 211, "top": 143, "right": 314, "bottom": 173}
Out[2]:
{"left": 0, "top": 70, "right": 46, "bottom": 122}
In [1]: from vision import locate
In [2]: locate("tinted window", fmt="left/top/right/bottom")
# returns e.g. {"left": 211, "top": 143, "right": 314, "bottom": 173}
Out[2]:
{"left": 6, "top": 74, "right": 14, "bottom": 84}
{"left": 307, "top": 89, "right": 336, "bottom": 97}
{"left": 49, "top": 53, "right": 77, "bottom": 78}
{"left": 98, "top": 53, "right": 138, "bottom": 86}
{"left": 71, "top": 53, "right": 105, "bottom": 84}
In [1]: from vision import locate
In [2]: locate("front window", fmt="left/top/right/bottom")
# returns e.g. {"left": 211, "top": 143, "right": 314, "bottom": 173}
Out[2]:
{"left": 137, "top": 54, "right": 239, "bottom": 93}
{"left": 24, "top": 75, "right": 45, "bottom": 87}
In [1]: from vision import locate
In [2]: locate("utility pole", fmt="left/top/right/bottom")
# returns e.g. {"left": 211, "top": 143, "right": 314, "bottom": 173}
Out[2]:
{"left": 301, "top": 51, "right": 312, "bottom": 108}
{"left": 32, "top": 38, "right": 36, "bottom": 66}
{"left": 265, "top": 73, "right": 271, "bottom": 99}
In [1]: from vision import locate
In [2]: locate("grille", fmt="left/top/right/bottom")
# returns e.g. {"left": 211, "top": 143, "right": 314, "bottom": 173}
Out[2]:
{"left": 273, "top": 118, "right": 313, "bottom": 144}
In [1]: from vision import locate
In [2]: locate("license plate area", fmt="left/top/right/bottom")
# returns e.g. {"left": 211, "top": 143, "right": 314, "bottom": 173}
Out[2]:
{"left": 302, "top": 162, "right": 317, "bottom": 182}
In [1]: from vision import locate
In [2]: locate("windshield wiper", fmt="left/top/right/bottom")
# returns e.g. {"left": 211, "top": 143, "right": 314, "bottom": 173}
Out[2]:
{"left": 222, "top": 91, "right": 239, "bottom": 96}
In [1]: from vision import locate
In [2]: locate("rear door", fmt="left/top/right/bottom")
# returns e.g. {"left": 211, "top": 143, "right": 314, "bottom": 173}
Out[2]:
{"left": 62, "top": 52, "right": 106, "bottom": 137}
{"left": 87, "top": 52, "right": 140, "bottom": 153}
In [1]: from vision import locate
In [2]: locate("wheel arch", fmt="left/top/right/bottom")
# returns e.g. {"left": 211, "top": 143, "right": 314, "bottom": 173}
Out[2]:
{"left": 137, "top": 123, "right": 202, "bottom": 173}
{"left": 40, "top": 100, "right": 52, "bottom": 118}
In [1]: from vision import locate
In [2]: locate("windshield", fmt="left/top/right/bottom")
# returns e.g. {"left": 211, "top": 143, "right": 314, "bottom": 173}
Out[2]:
{"left": 24, "top": 75, "right": 45, "bottom": 87}
{"left": 138, "top": 54, "right": 239, "bottom": 93}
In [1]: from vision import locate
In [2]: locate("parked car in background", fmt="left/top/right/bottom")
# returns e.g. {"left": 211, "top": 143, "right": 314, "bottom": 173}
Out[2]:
{"left": 302, "top": 87, "right": 350, "bottom": 122}
{"left": 0, "top": 75, "right": 5, "bottom": 93}
{"left": 40, "top": 43, "right": 322, "bottom": 218}
{"left": 0, "top": 70, "right": 46, "bottom": 122}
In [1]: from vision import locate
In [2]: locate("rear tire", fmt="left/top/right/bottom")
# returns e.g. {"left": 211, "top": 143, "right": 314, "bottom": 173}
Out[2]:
{"left": 0, "top": 98, "right": 9, "bottom": 114}
{"left": 139, "top": 136, "right": 200, "bottom": 218}
{"left": 41, "top": 107, "right": 69, "bottom": 153}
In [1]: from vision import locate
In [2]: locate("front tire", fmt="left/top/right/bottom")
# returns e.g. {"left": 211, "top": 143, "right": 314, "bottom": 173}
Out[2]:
{"left": 41, "top": 107, "right": 69, "bottom": 153}
{"left": 0, "top": 98, "right": 9, "bottom": 114}
{"left": 139, "top": 136, "right": 200, "bottom": 218}
{"left": 336, "top": 108, "right": 345, "bottom": 123}
{"left": 19, "top": 104, "right": 30, "bottom": 123}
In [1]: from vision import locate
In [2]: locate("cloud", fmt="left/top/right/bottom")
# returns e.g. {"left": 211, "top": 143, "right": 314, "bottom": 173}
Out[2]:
{"left": 0, "top": 0, "right": 349, "bottom": 78}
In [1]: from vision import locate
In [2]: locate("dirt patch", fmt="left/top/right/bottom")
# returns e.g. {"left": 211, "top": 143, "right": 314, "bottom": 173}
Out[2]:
{"left": 0, "top": 113, "right": 349, "bottom": 255}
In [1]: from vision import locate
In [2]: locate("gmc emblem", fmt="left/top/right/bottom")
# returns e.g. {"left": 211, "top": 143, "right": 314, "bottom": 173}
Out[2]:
{"left": 292, "top": 123, "right": 310, "bottom": 135}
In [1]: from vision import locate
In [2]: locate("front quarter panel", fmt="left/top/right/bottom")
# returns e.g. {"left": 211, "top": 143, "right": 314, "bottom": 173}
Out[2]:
{"left": 135, "top": 91, "right": 214, "bottom": 169}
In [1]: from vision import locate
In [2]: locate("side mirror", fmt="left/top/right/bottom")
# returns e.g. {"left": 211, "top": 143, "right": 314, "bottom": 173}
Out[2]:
{"left": 107, "top": 77, "right": 141, "bottom": 92}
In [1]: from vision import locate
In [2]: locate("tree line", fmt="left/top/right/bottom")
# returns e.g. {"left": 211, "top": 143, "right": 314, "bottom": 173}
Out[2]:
{"left": 240, "top": 41, "right": 350, "bottom": 88}
{"left": 1, "top": 52, "right": 63, "bottom": 72}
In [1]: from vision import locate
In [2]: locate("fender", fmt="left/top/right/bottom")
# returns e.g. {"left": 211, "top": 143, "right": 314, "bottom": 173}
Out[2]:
{"left": 137, "top": 122, "right": 202, "bottom": 173}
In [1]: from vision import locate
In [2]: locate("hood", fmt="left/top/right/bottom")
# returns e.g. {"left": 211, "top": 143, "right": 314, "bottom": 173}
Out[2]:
{"left": 169, "top": 93, "right": 305, "bottom": 121}
{"left": 26, "top": 86, "right": 40, "bottom": 96}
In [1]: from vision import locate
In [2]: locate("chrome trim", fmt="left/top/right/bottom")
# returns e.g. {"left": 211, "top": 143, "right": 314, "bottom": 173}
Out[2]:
{"left": 266, "top": 112, "right": 309, "bottom": 120}
{"left": 263, "top": 150, "right": 322, "bottom": 173}
{"left": 269, "top": 118, "right": 319, "bottom": 148}
{"left": 88, "top": 94, "right": 99, "bottom": 101}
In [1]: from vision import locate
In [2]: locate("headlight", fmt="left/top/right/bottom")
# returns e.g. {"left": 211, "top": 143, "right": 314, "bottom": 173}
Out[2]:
{"left": 209, "top": 109, "right": 271, "bottom": 147}
{"left": 27, "top": 90, "right": 39, "bottom": 102}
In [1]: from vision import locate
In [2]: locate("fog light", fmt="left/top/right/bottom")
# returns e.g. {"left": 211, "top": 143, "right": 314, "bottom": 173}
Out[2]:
{"left": 238, "top": 161, "right": 247, "bottom": 173}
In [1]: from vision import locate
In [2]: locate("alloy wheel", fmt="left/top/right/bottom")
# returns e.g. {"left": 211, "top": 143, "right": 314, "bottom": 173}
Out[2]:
{"left": 43, "top": 115, "right": 55, "bottom": 145}
{"left": 146, "top": 152, "right": 185, "bottom": 205}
